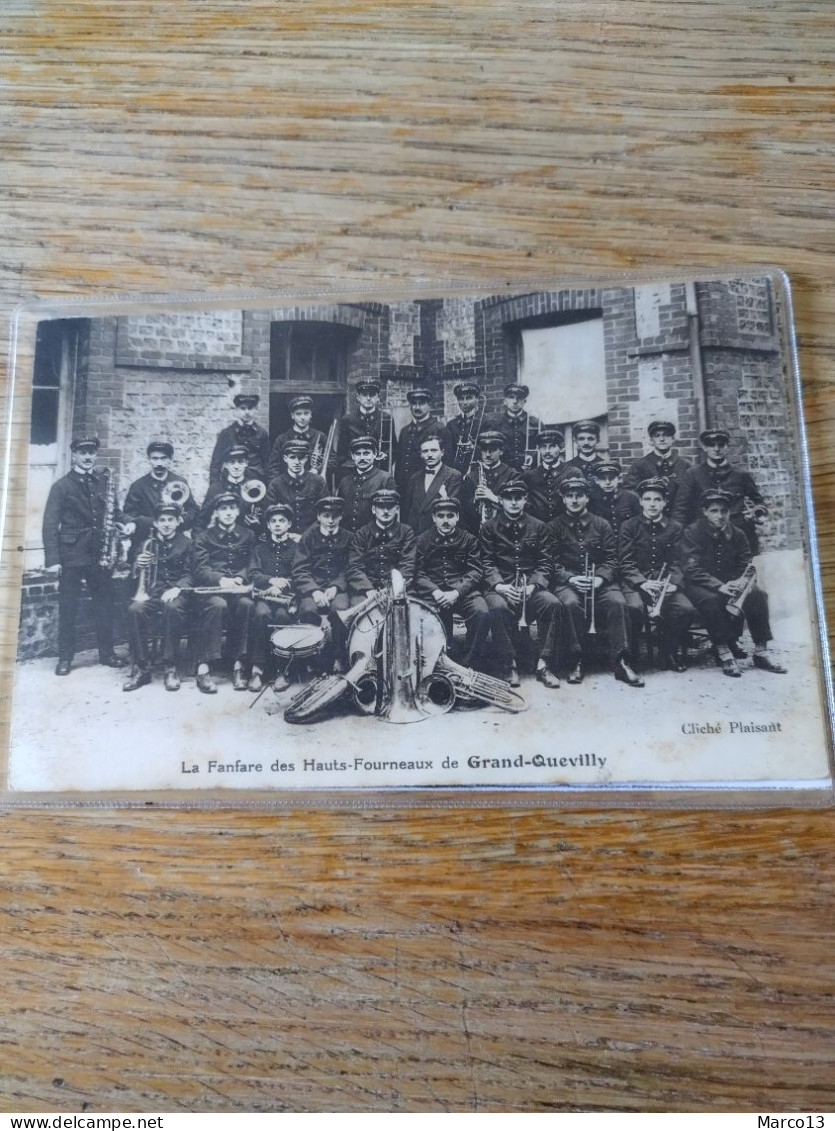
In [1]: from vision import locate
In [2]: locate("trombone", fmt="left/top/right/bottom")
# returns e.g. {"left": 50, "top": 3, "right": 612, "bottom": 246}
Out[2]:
{"left": 377, "top": 384, "right": 394, "bottom": 471}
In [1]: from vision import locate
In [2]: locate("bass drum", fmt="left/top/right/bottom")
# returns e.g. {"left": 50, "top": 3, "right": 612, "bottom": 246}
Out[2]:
{"left": 269, "top": 623, "right": 325, "bottom": 661}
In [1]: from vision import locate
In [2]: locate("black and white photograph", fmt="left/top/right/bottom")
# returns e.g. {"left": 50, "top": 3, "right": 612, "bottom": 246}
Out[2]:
{"left": 6, "top": 274, "right": 833, "bottom": 797}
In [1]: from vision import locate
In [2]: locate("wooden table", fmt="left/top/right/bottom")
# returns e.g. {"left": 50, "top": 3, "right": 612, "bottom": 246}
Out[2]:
{"left": 2, "top": 2, "right": 833, "bottom": 1113}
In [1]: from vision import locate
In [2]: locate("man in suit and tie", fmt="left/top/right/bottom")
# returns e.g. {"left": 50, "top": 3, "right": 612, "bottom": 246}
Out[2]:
{"left": 402, "top": 434, "right": 463, "bottom": 535}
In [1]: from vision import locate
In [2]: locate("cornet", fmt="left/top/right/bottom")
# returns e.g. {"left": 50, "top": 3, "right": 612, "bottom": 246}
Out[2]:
{"left": 582, "top": 552, "right": 597, "bottom": 635}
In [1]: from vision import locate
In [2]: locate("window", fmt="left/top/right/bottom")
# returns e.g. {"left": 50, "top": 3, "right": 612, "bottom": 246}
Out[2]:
{"left": 270, "top": 322, "right": 354, "bottom": 387}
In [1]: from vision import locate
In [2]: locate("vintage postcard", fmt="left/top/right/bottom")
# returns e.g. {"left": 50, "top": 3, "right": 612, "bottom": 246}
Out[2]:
{"left": 2, "top": 272, "right": 832, "bottom": 803}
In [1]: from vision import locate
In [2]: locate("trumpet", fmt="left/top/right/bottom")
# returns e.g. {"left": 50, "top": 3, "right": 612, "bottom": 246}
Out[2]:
{"left": 582, "top": 552, "right": 597, "bottom": 635}
{"left": 161, "top": 479, "right": 190, "bottom": 508}
{"left": 514, "top": 569, "right": 529, "bottom": 629}
{"left": 241, "top": 478, "right": 267, "bottom": 525}
{"left": 647, "top": 566, "right": 673, "bottom": 621}
{"left": 131, "top": 536, "right": 158, "bottom": 603}
{"left": 726, "top": 563, "right": 756, "bottom": 617}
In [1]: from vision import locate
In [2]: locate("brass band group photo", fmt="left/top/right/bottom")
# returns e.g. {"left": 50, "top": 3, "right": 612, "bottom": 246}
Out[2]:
{"left": 41, "top": 374, "right": 789, "bottom": 724}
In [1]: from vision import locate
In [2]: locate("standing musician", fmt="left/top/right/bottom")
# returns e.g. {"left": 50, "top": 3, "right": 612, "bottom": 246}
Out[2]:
{"left": 415, "top": 497, "right": 491, "bottom": 672}
{"left": 480, "top": 481, "right": 562, "bottom": 689}
{"left": 564, "top": 419, "right": 606, "bottom": 478}
{"left": 393, "top": 387, "right": 451, "bottom": 494}
{"left": 461, "top": 430, "right": 522, "bottom": 532}
{"left": 42, "top": 436, "right": 132, "bottom": 676}
{"left": 546, "top": 475, "right": 644, "bottom": 688}
{"left": 674, "top": 429, "right": 769, "bottom": 553}
{"left": 347, "top": 488, "right": 417, "bottom": 602}
{"left": 123, "top": 440, "right": 198, "bottom": 537}
{"left": 265, "top": 438, "right": 326, "bottom": 535}
{"left": 681, "top": 489, "right": 786, "bottom": 678}
{"left": 402, "top": 433, "right": 463, "bottom": 535}
{"left": 336, "top": 379, "right": 396, "bottom": 475}
{"left": 447, "top": 381, "right": 485, "bottom": 474}
{"left": 268, "top": 395, "right": 328, "bottom": 480}
{"left": 192, "top": 492, "right": 259, "bottom": 694}
{"left": 209, "top": 393, "right": 269, "bottom": 485}
{"left": 200, "top": 446, "right": 266, "bottom": 531}
{"left": 622, "top": 420, "right": 691, "bottom": 512}
{"left": 523, "top": 426, "right": 569, "bottom": 524}
{"left": 588, "top": 461, "right": 641, "bottom": 534}
{"left": 336, "top": 435, "right": 396, "bottom": 533}
{"left": 249, "top": 503, "right": 301, "bottom": 693}
{"left": 618, "top": 478, "right": 694, "bottom": 673}
{"left": 122, "top": 502, "right": 193, "bottom": 693}
{"left": 491, "top": 383, "right": 540, "bottom": 472}
{"left": 292, "top": 496, "right": 352, "bottom": 673}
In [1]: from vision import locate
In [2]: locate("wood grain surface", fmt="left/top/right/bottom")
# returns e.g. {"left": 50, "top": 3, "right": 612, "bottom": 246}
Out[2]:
{"left": 1, "top": 1, "right": 834, "bottom": 1113}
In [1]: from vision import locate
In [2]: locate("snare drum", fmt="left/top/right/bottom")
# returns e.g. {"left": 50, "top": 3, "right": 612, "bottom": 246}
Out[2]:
{"left": 269, "top": 623, "right": 325, "bottom": 660}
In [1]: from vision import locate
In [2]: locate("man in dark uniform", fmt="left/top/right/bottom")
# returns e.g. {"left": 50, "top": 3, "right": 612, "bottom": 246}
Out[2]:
{"left": 674, "top": 429, "right": 768, "bottom": 553}
{"left": 192, "top": 492, "right": 259, "bottom": 694}
{"left": 681, "top": 489, "right": 786, "bottom": 678}
{"left": 461, "top": 430, "right": 522, "bottom": 532}
{"left": 42, "top": 436, "right": 131, "bottom": 676}
{"left": 209, "top": 393, "right": 269, "bottom": 484}
{"left": 123, "top": 440, "right": 198, "bottom": 538}
{"left": 402, "top": 433, "right": 463, "bottom": 535}
{"left": 480, "top": 481, "right": 562, "bottom": 688}
{"left": 546, "top": 474, "right": 643, "bottom": 687}
{"left": 268, "top": 395, "right": 329, "bottom": 480}
{"left": 622, "top": 420, "right": 691, "bottom": 512}
{"left": 122, "top": 502, "right": 193, "bottom": 692}
{"left": 415, "top": 497, "right": 490, "bottom": 671}
{"left": 523, "top": 427, "right": 569, "bottom": 525}
{"left": 564, "top": 419, "right": 606, "bottom": 478}
{"left": 336, "top": 435, "right": 396, "bottom": 532}
{"left": 491, "top": 383, "right": 540, "bottom": 472}
{"left": 446, "top": 381, "right": 485, "bottom": 474}
{"left": 335, "top": 379, "right": 396, "bottom": 475}
{"left": 589, "top": 461, "right": 641, "bottom": 535}
{"left": 347, "top": 488, "right": 417, "bottom": 602}
{"left": 249, "top": 503, "right": 301, "bottom": 692}
{"left": 265, "top": 439, "right": 326, "bottom": 535}
{"left": 393, "top": 388, "right": 451, "bottom": 494}
{"left": 200, "top": 446, "right": 266, "bottom": 531}
{"left": 618, "top": 478, "right": 694, "bottom": 673}
{"left": 292, "top": 496, "right": 353, "bottom": 673}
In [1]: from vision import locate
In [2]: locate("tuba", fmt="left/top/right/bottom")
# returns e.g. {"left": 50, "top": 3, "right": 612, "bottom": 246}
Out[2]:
{"left": 241, "top": 478, "right": 267, "bottom": 524}
{"left": 161, "top": 479, "right": 190, "bottom": 508}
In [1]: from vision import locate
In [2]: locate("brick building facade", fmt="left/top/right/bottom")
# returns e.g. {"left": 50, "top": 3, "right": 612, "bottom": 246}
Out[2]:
{"left": 18, "top": 277, "right": 801, "bottom": 658}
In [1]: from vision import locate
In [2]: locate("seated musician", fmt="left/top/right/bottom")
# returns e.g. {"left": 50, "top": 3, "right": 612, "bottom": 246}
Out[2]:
{"left": 480, "top": 481, "right": 562, "bottom": 689}
{"left": 402, "top": 433, "right": 462, "bottom": 535}
{"left": 681, "top": 489, "right": 786, "bottom": 678}
{"left": 546, "top": 475, "right": 644, "bottom": 688}
{"left": 122, "top": 440, "right": 198, "bottom": 538}
{"left": 414, "top": 497, "right": 490, "bottom": 672}
{"left": 523, "top": 426, "right": 569, "bottom": 524}
{"left": 265, "top": 438, "right": 326, "bottom": 536}
{"left": 461, "top": 430, "right": 522, "bottom": 532}
{"left": 192, "top": 492, "right": 259, "bottom": 694}
{"left": 336, "top": 435, "right": 396, "bottom": 533}
{"left": 619, "top": 478, "right": 694, "bottom": 673}
{"left": 292, "top": 496, "right": 352, "bottom": 674}
{"left": 268, "top": 395, "right": 328, "bottom": 480}
{"left": 250, "top": 503, "right": 301, "bottom": 693}
{"left": 200, "top": 445, "right": 266, "bottom": 531}
{"left": 122, "top": 502, "right": 193, "bottom": 693}
{"left": 674, "top": 429, "right": 768, "bottom": 554}
{"left": 347, "top": 488, "right": 417, "bottom": 604}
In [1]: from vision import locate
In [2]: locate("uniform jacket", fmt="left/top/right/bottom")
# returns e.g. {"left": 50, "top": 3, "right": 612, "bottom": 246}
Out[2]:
{"left": 135, "top": 530, "right": 194, "bottom": 596}
{"left": 681, "top": 517, "right": 753, "bottom": 589}
{"left": 588, "top": 487, "right": 641, "bottom": 535}
{"left": 336, "top": 409, "right": 396, "bottom": 473}
{"left": 123, "top": 471, "right": 198, "bottom": 538}
{"left": 249, "top": 534, "right": 300, "bottom": 592}
{"left": 402, "top": 464, "right": 463, "bottom": 535}
{"left": 522, "top": 462, "right": 570, "bottom": 525}
{"left": 461, "top": 460, "right": 523, "bottom": 530}
{"left": 42, "top": 468, "right": 121, "bottom": 570}
{"left": 415, "top": 527, "right": 483, "bottom": 600}
{"left": 618, "top": 514, "right": 685, "bottom": 590}
{"left": 265, "top": 470, "right": 326, "bottom": 535}
{"left": 336, "top": 467, "right": 396, "bottom": 532}
{"left": 446, "top": 412, "right": 482, "bottom": 474}
{"left": 545, "top": 511, "right": 618, "bottom": 588}
{"left": 268, "top": 426, "right": 328, "bottom": 480}
{"left": 563, "top": 453, "right": 605, "bottom": 480}
{"left": 622, "top": 451, "right": 692, "bottom": 509}
{"left": 347, "top": 521, "right": 417, "bottom": 593}
{"left": 480, "top": 512, "right": 551, "bottom": 592}
{"left": 193, "top": 524, "right": 257, "bottom": 587}
{"left": 673, "top": 460, "right": 765, "bottom": 532}
{"left": 292, "top": 526, "right": 352, "bottom": 595}
{"left": 199, "top": 468, "right": 267, "bottom": 530}
{"left": 393, "top": 417, "right": 452, "bottom": 492}
{"left": 490, "top": 411, "right": 540, "bottom": 471}
{"left": 209, "top": 421, "right": 269, "bottom": 483}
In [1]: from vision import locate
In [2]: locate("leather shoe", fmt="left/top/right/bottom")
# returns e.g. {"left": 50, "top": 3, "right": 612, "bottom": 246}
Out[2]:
{"left": 662, "top": 650, "right": 687, "bottom": 673}
{"left": 196, "top": 671, "right": 217, "bottom": 694}
{"left": 100, "top": 653, "right": 128, "bottom": 668}
{"left": 753, "top": 653, "right": 787, "bottom": 674}
{"left": 567, "top": 661, "right": 583, "bottom": 685}
{"left": 232, "top": 666, "right": 248, "bottom": 691}
{"left": 122, "top": 667, "right": 151, "bottom": 692}
{"left": 721, "top": 657, "right": 742, "bottom": 678}
{"left": 55, "top": 660, "right": 71, "bottom": 676}
{"left": 272, "top": 672, "right": 290, "bottom": 693}
{"left": 508, "top": 662, "right": 521, "bottom": 688}
{"left": 730, "top": 641, "right": 748, "bottom": 659}
{"left": 615, "top": 658, "right": 644, "bottom": 687}
{"left": 536, "top": 666, "right": 560, "bottom": 689}
{"left": 164, "top": 667, "right": 181, "bottom": 692}
{"left": 248, "top": 672, "right": 264, "bottom": 692}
